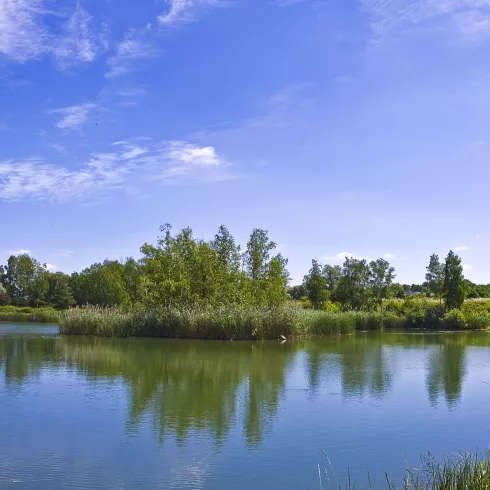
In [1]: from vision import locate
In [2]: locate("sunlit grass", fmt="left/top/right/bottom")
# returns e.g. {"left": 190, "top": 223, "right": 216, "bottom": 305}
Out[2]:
{"left": 319, "top": 452, "right": 490, "bottom": 490}
{"left": 0, "top": 306, "right": 59, "bottom": 323}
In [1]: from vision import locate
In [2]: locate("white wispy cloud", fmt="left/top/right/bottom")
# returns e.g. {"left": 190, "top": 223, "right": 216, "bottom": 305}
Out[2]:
{"left": 163, "top": 141, "right": 224, "bottom": 166}
{"left": 272, "top": 0, "right": 310, "bottom": 6}
{"left": 54, "top": 250, "right": 73, "bottom": 257}
{"left": 454, "top": 245, "right": 469, "bottom": 251}
{"left": 116, "top": 86, "right": 149, "bottom": 107}
{"left": 0, "top": 140, "right": 234, "bottom": 201}
{"left": 49, "top": 103, "right": 97, "bottom": 130}
{"left": 158, "top": 0, "right": 230, "bottom": 26}
{"left": 362, "top": 0, "right": 490, "bottom": 44}
{"left": 45, "top": 263, "right": 57, "bottom": 271}
{"left": 463, "top": 264, "right": 473, "bottom": 270}
{"left": 0, "top": 156, "right": 128, "bottom": 201}
{"left": 8, "top": 248, "right": 32, "bottom": 255}
{"left": 383, "top": 253, "right": 396, "bottom": 260}
{"left": 52, "top": 7, "right": 107, "bottom": 69}
{"left": 106, "top": 30, "right": 155, "bottom": 78}
{"left": 112, "top": 141, "right": 148, "bottom": 160}
{"left": 0, "top": 1, "right": 106, "bottom": 66}
{"left": 46, "top": 143, "right": 66, "bottom": 153}
{"left": 320, "top": 252, "right": 369, "bottom": 262}
{"left": 0, "top": 0, "right": 49, "bottom": 62}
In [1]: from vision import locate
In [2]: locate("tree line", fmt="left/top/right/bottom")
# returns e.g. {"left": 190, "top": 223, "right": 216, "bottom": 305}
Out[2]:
{"left": 0, "top": 225, "right": 289, "bottom": 309}
{"left": 0, "top": 225, "right": 484, "bottom": 311}
{"left": 297, "top": 250, "right": 469, "bottom": 311}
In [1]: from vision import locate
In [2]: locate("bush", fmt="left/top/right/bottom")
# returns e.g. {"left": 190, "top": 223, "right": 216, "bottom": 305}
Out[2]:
{"left": 464, "top": 311, "right": 490, "bottom": 330}
{"left": 442, "top": 309, "right": 468, "bottom": 329}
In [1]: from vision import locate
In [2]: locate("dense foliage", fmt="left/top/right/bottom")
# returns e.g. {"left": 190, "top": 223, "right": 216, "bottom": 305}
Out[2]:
{"left": 1, "top": 226, "right": 487, "bottom": 325}
{"left": 299, "top": 250, "right": 481, "bottom": 315}
{"left": 1, "top": 225, "right": 289, "bottom": 310}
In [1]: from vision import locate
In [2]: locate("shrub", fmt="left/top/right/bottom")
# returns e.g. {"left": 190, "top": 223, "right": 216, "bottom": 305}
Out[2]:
{"left": 442, "top": 309, "right": 468, "bottom": 329}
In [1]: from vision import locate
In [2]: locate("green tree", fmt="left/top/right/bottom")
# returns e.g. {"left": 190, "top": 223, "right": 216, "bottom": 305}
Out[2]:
{"left": 369, "top": 258, "right": 395, "bottom": 310}
{"left": 288, "top": 284, "right": 306, "bottom": 300}
{"left": 323, "top": 264, "right": 342, "bottom": 291}
{"left": 443, "top": 250, "right": 465, "bottom": 311}
{"left": 244, "top": 229, "right": 276, "bottom": 281}
{"left": 264, "top": 254, "right": 290, "bottom": 306}
{"left": 211, "top": 225, "right": 245, "bottom": 304}
{"left": 123, "top": 258, "right": 144, "bottom": 305}
{"left": 425, "top": 254, "right": 445, "bottom": 303}
{"left": 0, "top": 284, "right": 9, "bottom": 305}
{"left": 391, "top": 283, "right": 406, "bottom": 299}
{"left": 71, "top": 261, "right": 129, "bottom": 306}
{"left": 3, "top": 254, "right": 48, "bottom": 307}
{"left": 304, "top": 260, "right": 328, "bottom": 309}
{"left": 244, "top": 229, "right": 281, "bottom": 305}
{"left": 46, "top": 272, "right": 75, "bottom": 310}
{"left": 333, "top": 258, "right": 371, "bottom": 311}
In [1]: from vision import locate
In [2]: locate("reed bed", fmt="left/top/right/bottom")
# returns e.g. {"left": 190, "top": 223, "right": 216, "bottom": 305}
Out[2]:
{"left": 0, "top": 306, "right": 60, "bottom": 323}
{"left": 59, "top": 304, "right": 490, "bottom": 339}
{"left": 320, "top": 452, "right": 490, "bottom": 489}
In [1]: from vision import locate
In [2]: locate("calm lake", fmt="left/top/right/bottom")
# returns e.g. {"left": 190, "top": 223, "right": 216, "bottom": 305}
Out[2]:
{"left": 1, "top": 324, "right": 490, "bottom": 489}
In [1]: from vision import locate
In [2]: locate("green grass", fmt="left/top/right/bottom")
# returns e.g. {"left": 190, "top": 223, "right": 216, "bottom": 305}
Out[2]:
{"left": 58, "top": 301, "right": 490, "bottom": 339}
{"left": 6, "top": 297, "right": 490, "bottom": 337}
{"left": 0, "top": 306, "right": 60, "bottom": 323}
{"left": 320, "top": 452, "right": 490, "bottom": 489}
{"left": 59, "top": 305, "right": 316, "bottom": 339}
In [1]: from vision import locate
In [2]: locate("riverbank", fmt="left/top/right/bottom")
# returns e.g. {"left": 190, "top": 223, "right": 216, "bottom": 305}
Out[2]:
{"left": 328, "top": 452, "right": 490, "bottom": 489}
{"left": 57, "top": 304, "right": 490, "bottom": 339}
{"left": 0, "top": 306, "right": 59, "bottom": 323}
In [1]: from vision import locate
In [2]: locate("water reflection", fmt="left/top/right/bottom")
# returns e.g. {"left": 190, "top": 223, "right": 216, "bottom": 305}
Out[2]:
{"left": 1, "top": 331, "right": 488, "bottom": 446}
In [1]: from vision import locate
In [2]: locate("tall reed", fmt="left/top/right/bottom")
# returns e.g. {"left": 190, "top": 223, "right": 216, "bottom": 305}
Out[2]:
{"left": 320, "top": 452, "right": 490, "bottom": 490}
{"left": 0, "top": 306, "right": 60, "bottom": 323}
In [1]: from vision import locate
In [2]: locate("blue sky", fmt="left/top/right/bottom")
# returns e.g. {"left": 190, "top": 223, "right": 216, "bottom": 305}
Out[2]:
{"left": 1, "top": 0, "right": 489, "bottom": 284}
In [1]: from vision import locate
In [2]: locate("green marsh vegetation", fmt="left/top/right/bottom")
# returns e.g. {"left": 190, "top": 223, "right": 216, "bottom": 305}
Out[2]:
{"left": 319, "top": 452, "right": 490, "bottom": 490}
{"left": 2, "top": 224, "right": 490, "bottom": 336}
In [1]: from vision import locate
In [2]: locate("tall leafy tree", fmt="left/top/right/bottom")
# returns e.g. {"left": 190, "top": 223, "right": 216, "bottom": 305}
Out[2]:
{"left": 244, "top": 229, "right": 276, "bottom": 281}
{"left": 45, "top": 272, "right": 75, "bottom": 310}
{"left": 333, "top": 258, "right": 371, "bottom": 311}
{"left": 443, "top": 250, "right": 465, "bottom": 310}
{"left": 71, "top": 261, "right": 129, "bottom": 306}
{"left": 3, "top": 254, "right": 48, "bottom": 307}
{"left": 0, "top": 284, "right": 9, "bottom": 305}
{"left": 244, "top": 229, "right": 280, "bottom": 305}
{"left": 426, "top": 254, "right": 445, "bottom": 303}
{"left": 264, "top": 254, "right": 290, "bottom": 306}
{"left": 211, "top": 225, "right": 244, "bottom": 304}
{"left": 304, "top": 260, "right": 328, "bottom": 309}
{"left": 323, "top": 264, "right": 342, "bottom": 292}
{"left": 288, "top": 284, "right": 306, "bottom": 300}
{"left": 369, "top": 258, "right": 395, "bottom": 310}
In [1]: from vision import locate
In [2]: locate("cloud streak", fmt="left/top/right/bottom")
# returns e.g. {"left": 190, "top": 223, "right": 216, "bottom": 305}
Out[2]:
{"left": 50, "top": 103, "right": 97, "bottom": 130}
{"left": 106, "top": 30, "right": 155, "bottom": 78}
{"left": 361, "top": 0, "right": 490, "bottom": 43}
{"left": 0, "top": 140, "right": 234, "bottom": 202}
{"left": 0, "top": 1, "right": 106, "bottom": 66}
{"left": 320, "top": 252, "right": 369, "bottom": 262}
{"left": 158, "top": 0, "right": 231, "bottom": 26}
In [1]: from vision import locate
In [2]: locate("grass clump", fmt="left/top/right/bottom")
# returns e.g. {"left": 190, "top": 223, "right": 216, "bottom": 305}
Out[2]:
{"left": 59, "top": 306, "right": 360, "bottom": 339}
{"left": 59, "top": 301, "right": 490, "bottom": 339}
{"left": 0, "top": 306, "right": 60, "bottom": 323}
{"left": 320, "top": 452, "right": 490, "bottom": 490}
{"left": 60, "top": 305, "right": 307, "bottom": 340}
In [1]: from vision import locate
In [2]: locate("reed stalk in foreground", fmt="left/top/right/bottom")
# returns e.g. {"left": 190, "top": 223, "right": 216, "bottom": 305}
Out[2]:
{"left": 319, "top": 452, "right": 490, "bottom": 490}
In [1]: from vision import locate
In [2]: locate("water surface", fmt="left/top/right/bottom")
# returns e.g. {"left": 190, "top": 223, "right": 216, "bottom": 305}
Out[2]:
{"left": 1, "top": 324, "right": 490, "bottom": 489}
